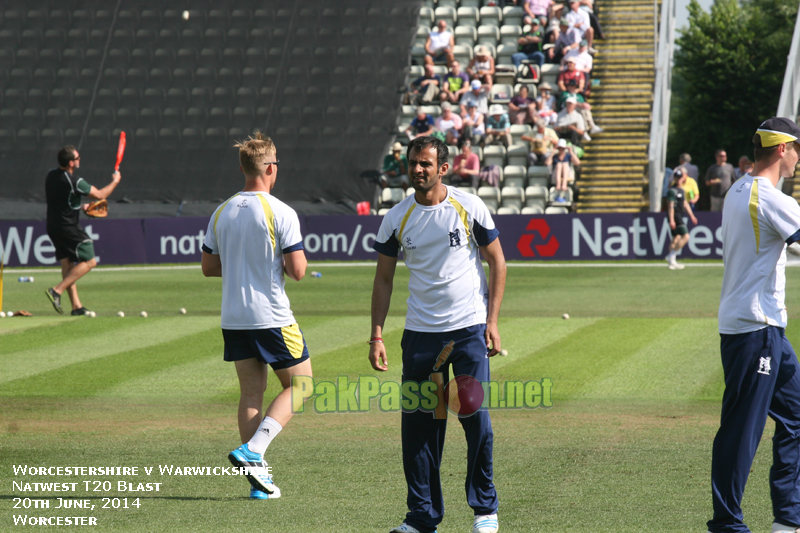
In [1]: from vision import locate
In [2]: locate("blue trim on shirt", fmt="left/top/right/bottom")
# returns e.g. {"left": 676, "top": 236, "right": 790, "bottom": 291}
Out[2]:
{"left": 202, "top": 244, "right": 216, "bottom": 254}
{"left": 473, "top": 220, "right": 499, "bottom": 247}
{"left": 786, "top": 229, "right": 800, "bottom": 245}
{"left": 282, "top": 242, "right": 304, "bottom": 254}
{"left": 373, "top": 231, "right": 400, "bottom": 257}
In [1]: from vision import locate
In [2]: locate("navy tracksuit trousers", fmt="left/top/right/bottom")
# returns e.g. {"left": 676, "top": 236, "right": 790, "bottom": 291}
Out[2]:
{"left": 400, "top": 325, "right": 499, "bottom": 533}
{"left": 709, "top": 327, "right": 800, "bottom": 532}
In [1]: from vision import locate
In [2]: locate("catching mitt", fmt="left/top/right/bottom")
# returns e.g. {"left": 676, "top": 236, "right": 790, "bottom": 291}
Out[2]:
{"left": 85, "top": 199, "right": 108, "bottom": 218}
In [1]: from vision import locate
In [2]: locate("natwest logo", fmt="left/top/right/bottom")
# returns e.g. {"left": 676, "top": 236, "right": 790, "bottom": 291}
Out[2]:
{"left": 516, "top": 219, "right": 559, "bottom": 257}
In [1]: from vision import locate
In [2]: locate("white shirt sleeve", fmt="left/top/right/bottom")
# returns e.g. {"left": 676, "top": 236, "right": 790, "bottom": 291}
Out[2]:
{"left": 765, "top": 191, "right": 800, "bottom": 242}
{"left": 278, "top": 207, "right": 304, "bottom": 253}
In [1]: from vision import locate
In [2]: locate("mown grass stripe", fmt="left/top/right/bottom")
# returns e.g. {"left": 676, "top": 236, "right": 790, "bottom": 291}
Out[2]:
{"left": 0, "top": 327, "right": 222, "bottom": 398}
{"left": 497, "top": 318, "right": 669, "bottom": 398}
{"left": 0, "top": 317, "right": 219, "bottom": 384}
{"left": 580, "top": 318, "right": 721, "bottom": 400}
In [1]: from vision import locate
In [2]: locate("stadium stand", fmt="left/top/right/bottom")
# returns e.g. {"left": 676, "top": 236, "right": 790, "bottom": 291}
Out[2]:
{"left": 2, "top": 0, "right": 419, "bottom": 214}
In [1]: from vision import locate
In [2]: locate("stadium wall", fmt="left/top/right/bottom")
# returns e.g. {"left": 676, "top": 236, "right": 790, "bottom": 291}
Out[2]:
{"left": 0, "top": 213, "right": 724, "bottom": 267}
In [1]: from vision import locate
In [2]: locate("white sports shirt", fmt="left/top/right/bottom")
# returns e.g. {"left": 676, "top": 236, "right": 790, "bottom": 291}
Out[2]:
{"left": 719, "top": 174, "right": 800, "bottom": 334}
{"left": 374, "top": 186, "right": 499, "bottom": 333}
{"left": 203, "top": 191, "right": 304, "bottom": 330}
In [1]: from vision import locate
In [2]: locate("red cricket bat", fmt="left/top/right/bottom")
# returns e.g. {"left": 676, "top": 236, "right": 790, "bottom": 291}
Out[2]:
{"left": 115, "top": 131, "right": 126, "bottom": 171}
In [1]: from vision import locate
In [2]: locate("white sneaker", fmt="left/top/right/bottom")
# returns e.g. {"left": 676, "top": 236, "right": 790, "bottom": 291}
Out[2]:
{"left": 590, "top": 125, "right": 603, "bottom": 134}
{"left": 582, "top": 132, "right": 592, "bottom": 142}
{"left": 390, "top": 524, "right": 422, "bottom": 533}
{"left": 473, "top": 514, "right": 499, "bottom": 533}
{"left": 668, "top": 261, "right": 685, "bottom": 270}
{"left": 772, "top": 522, "right": 800, "bottom": 532}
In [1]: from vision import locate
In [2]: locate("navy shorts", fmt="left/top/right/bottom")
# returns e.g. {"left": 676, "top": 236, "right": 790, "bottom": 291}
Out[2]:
{"left": 222, "top": 324, "right": 310, "bottom": 370}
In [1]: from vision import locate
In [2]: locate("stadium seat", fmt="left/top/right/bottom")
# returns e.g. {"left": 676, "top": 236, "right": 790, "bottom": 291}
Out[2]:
{"left": 116, "top": 107, "right": 138, "bottom": 130}
{"left": 171, "top": 68, "right": 193, "bottom": 88}
{"left": 125, "top": 68, "right": 148, "bottom": 87}
{"left": 226, "top": 29, "right": 248, "bottom": 49}
{"left": 230, "top": 10, "right": 250, "bottom": 29}
{"left": 455, "top": 26, "right": 477, "bottom": 47}
{"left": 8, "top": 68, "right": 31, "bottom": 89}
{"left": 165, "top": 88, "right": 187, "bottom": 106}
{"left": 87, "top": 127, "right": 110, "bottom": 148}
{"left": 501, "top": 186, "right": 525, "bottom": 210}
{"left": 207, "top": 10, "right": 228, "bottom": 29}
{"left": 380, "top": 187, "right": 405, "bottom": 207}
{"left": 15, "top": 48, "right": 37, "bottom": 69}
{"left": 140, "top": 10, "right": 160, "bottom": 30}
{"left": 219, "top": 67, "right": 239, "bottom": 86}
{"left": 503, "top": 6, "right": 525, "bottom": 28}
{"left": 496, "top": 44, "right": 516, "bottom": 66}
{"left": 477, "top": 26, "right": 499, "bottom": 48}
{"left": 236, "top": 87, "right": 258, "bottom": 108}
{"left": 527, "top": 165, "right": 551, "bottom": 188}
{"left": 378, "top": 208, "right": 391, "bottom": 216}
{"left": 134, "top": 127, "right": 157, "bottom": 149}
{"left": 490, "top": 83, "right": 513, "bottom": 104}
{"left": 497, "top": 206, "right": 520, "bottom": 215}
{"left": 199, "top": 49, "right": 222, "bottom": 69}
{"left": 162, "top": 107, "right": 184, "bottom": 128}
{"left": 181, "top": 127, "right": 203, "bottom": 148}
{"left": 453, "top": 45, "right": 473, "bottom": 66}
{"left": 72, "top": 88, "right": 91, "bottom": 108}
{"left": 41, "top": 127, "right": 63, "bottom": 149}
{"left": 549, "top": 187, "right": 573, "bottom": 207}
{"left": 17, "top": 127, "right": 40, "bottom": 146}
{"left": 545, "top": 206, "right": 569, "bottom": 214}
{"left": 186, "top": 108, "right": 207, "bottom": 128}
{"left": 158, "top": 127, "right": 181, "bottom": 149}
{"left": 62, "top": 49, "right": 83, "bottom": 69}
{"left": 478, "top": 186, "right": 501, "bottom": 212}
{"left": 0, "top": 128, "right": 16, "bottom": 150}
{"left": 51, "top": 88, "right": 71, "bottom": 107}
{"left": 415, "top": 26, "right": 429, "bottom": 47}
{"left": 139, "top": 108, "right": 161, "bottom": 129}
{"left": 142, "top": 88, "right": 164, "bottom": 107}
{"left": 419, "top": 6, "right": 434, "bottom": 25}
{"left": 119, "top": 88, "right": 140, "bottom": 108}
{"left": 506, "top": 144, "right": 529, "bottom": 167}
{"left": 479, "top": 7, "right": 502, "bottom": 28}
{"left": 21, "top": 109, "right": 44, "bottom": 129}
{"left": 245, "top": 48, "right": 266, "bottom": 68}
{"left": 458, "top": 186, "right": 478, "bottom": 196}
{"left": 0, "top": 29, "right": 18, "bottom": 49}
{"left": 434, "top": 7, "right": 457, "bottom": 29}
{"left": 242, "top": 68, "right": 264, "bottom": 86}
{"left": 71, "top": 10, "right": 93, "bottom": 29}
{"left": 500, "top": 26, "right": 522, "bottom": 46}
{"left": 68, "top": 108, "right": 86, "bottom": 128}
{"left": 48, "top": 11, "right": 71, "bottom": 28}
{"left": 509, "top": 125, "right": 532, "bottom": 147}
{"left": 525, "top": 185, "right": 548, "bottom": 210}
{"left": 158, "top": 29, "right": 180, "bottom": 49}
{"left": 181, "top": 29, "right": 203, "bottom": 49}
{"left": 457, "top": 7, "right": 480, "bottom": 27}
{"left": 95, "top": 88, "right": 118, "bottom": 109}
{"left": 117, "top": 10, "right": 138, "bottom": 29}
{"left": 44, "top": 29, "right": 66, "bottom": 47}
{"left": 131, "top": 48, "right": 152, "bottom": 68}
{"left": 483, "top": 145, "right": 506, "bottom": 168}
{"left": 113, "top": 29, "right": 136, "bottom": 49}
{"left": 232, "top": 107, "right": 254, "bottom": 128}
{"left": 27, "top": 88, "right": 47, "bottom": 108}
{"left": 503, "top": 165, "right": 527, "bottom": 188}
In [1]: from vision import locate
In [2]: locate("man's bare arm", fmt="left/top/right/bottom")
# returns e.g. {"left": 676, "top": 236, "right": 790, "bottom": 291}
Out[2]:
{"left": 480, "top": 238, "right": 506, "bottom": 357}
{"left": 201, "top": 251, "right": 222, "bottom": 277}
{"left": 369, "top": 253, "right": 398, "bottom": 371}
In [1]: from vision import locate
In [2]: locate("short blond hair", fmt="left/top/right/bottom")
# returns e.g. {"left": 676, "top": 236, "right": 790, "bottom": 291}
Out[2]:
{"left": 234, "top": 131, "right": 276, "bottom": 177}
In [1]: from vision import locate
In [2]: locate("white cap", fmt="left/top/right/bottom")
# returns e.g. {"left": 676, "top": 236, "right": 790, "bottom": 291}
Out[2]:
{"left": 489, "top": 104, "right": 504, "bottom": 115}
{"left": 557, "top": 138, "right": 567, "bottom": 148}
{"left": 470, "top": 79, "right": 482, "bottom": 90}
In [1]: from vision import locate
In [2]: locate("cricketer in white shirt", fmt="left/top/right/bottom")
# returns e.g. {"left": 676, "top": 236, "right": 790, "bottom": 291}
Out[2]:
{"left": 718, "top": 174, "right": 800, "bottom": 334}
{"left": 203, "top": 191, "right": 304, "bottom": 330}
{"left": 373, "top": 186, "right": 498, "bottom": 332}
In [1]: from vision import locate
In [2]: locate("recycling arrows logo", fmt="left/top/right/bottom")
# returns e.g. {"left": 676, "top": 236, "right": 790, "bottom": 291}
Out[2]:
{"left": 516, "top": 219, "right": 559, "bottom": 257}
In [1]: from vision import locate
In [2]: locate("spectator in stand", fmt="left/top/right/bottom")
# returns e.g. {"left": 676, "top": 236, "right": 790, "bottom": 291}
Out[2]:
{"left": 578, "top": 0, "right": 606, "bottom": 41}
{"left": 508, "top": 85, "right": 537, "bottom": 125}
{"left": 565, "top": 0, "right": 596, "bottom": 52}
{"left": 535, "top": 82, "right": 558, "bottom": 125}
{"left": 679, "top": 152, "right": 699, "bottom": 180}
{"left": 521, "top": 119, "right": 559, "bottom": 167}
{"left": 460, "top": 79, "right": 490, "bottom": 116}
{"left": 555, "top": 97, "right": 587, "bottom": 146}
{"left": 558, "top": 80, "right": 601, "bottom": 134}
{"left": 467, "top": 46, "right": 495, "bottom": 90}
{"left": 484, "top": 104, "right": 512, "bottom": 147}
{"left": 557, "top": 57, "right": 585, "bottom": 95}
{"left": 435, "top": 102, "right": 463, "bottom": 146}
{"left": 512, "top": 18, "right": 545, "bottom": 69}
{"left": 734, "top": 155, "right": 754, "bottom": 180}
{"left": 449, "top": 140, "right": 481, "bottom": 188}
{"left": 381, "top": 142, "right": 409, "bottom": 189}
{"left": 425, "top": 20, "right": 454, "bottom": 68}
{"left": 705, "top": 149, "right": 736, "bottom": 212}
{"left": 673, "top": 166, "right": 700, "bottom": 210}
{"left": 549, "top": 18, "right": 581, "bottom": 64}
{"left": 409, "top": 64, "right": 442, "bottom": 106}
{"left": 440, "top": 61, "right": 471, "bottom": 105}
{"left": 406, "top": 107, "right": 436, "bottom": 140}
{"left": 523, "top": 0, "right": 559, "bottom": 26}
{"left": 551, "top": 138, "right": 579, "bottom": 203}
{"left": 461, "top": 101, "right": 486, "bottom": 146}
{"left": 562, "top": 39, "right": 593, "bottom": 77}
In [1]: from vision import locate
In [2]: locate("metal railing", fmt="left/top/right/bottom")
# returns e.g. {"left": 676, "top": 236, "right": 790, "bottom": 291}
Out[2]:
{"left": 647, "top": 0, "right": 676, "bottom": 211}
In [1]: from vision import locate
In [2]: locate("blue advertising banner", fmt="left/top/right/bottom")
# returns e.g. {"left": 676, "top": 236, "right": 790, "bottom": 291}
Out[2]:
{"left": 0, "top": 212, "right": 723, "bottom": 267}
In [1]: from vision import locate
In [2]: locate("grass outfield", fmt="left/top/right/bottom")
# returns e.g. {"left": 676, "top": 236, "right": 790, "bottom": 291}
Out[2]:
{"left": 1, "top": 262, "right": 798, "bottom": 532}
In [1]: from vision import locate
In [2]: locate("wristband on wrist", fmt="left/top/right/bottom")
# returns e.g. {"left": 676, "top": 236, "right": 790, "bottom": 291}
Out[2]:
{"left": 368, "top": 337, "right": 383, "bottom": 344}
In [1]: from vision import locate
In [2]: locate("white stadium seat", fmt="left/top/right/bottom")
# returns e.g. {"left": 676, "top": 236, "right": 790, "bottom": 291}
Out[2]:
{"left": 478, "top": 186, "right": 501, "bottom": 211}
{"left": 503, "top": 165, "right": 527, "bottom": 188}
{"left": 500, "top": 186, "right": 525, "bottom": 210}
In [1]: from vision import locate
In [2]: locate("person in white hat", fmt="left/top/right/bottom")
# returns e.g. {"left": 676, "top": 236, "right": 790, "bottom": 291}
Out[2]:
{"left": 466, "top": 45, "right": 495, "bottom": 90}
{"left": 459, "top": 79, "right": 489, "bottom": 116}
{"left": 551, "top": 138, "right": 580, "bottom": 203}
{"left": 484, "top": 105, "right": 511, "bottom": 147}
{"left": 381, "top": 142, "right": 409, "bottom": 189}
{"left": 555, "top": 97, "right": 587, "bottom": 146}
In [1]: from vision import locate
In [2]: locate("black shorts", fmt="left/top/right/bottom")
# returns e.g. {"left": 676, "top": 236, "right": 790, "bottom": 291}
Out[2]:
{"left": 671, "top": 225, "right": 688, "bottom": 237}
{"left": 222, "top": 324, "right": 310, "bottom": 370}
{"left": 48, "top": 226, "right": 95, "bottom": 263}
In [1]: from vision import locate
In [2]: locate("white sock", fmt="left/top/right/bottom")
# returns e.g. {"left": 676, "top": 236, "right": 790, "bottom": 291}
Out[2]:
{"left": 666, "top": 250, "right": 676, "bottom": 260}
{"left": 248, "top": 416, "right": 282, "bottom": 455}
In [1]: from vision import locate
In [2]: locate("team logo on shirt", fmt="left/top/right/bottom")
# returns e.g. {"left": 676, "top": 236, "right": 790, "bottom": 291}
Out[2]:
{"left": 448, "top": 229, "right": 461, "bottom": 247}
{"left": 404, "top": 237, "right": 416, "bottom": 250}
{"left": 757, "top": 356, "right": 772, "bottom": 375}
{"left": 239, "top": 199, "right": 249, "bottom": 208}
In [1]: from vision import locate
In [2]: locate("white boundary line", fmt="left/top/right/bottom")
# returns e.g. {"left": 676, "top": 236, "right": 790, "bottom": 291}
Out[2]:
{"left": 2, "top": 262, "right": 732, "bottom": 273}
